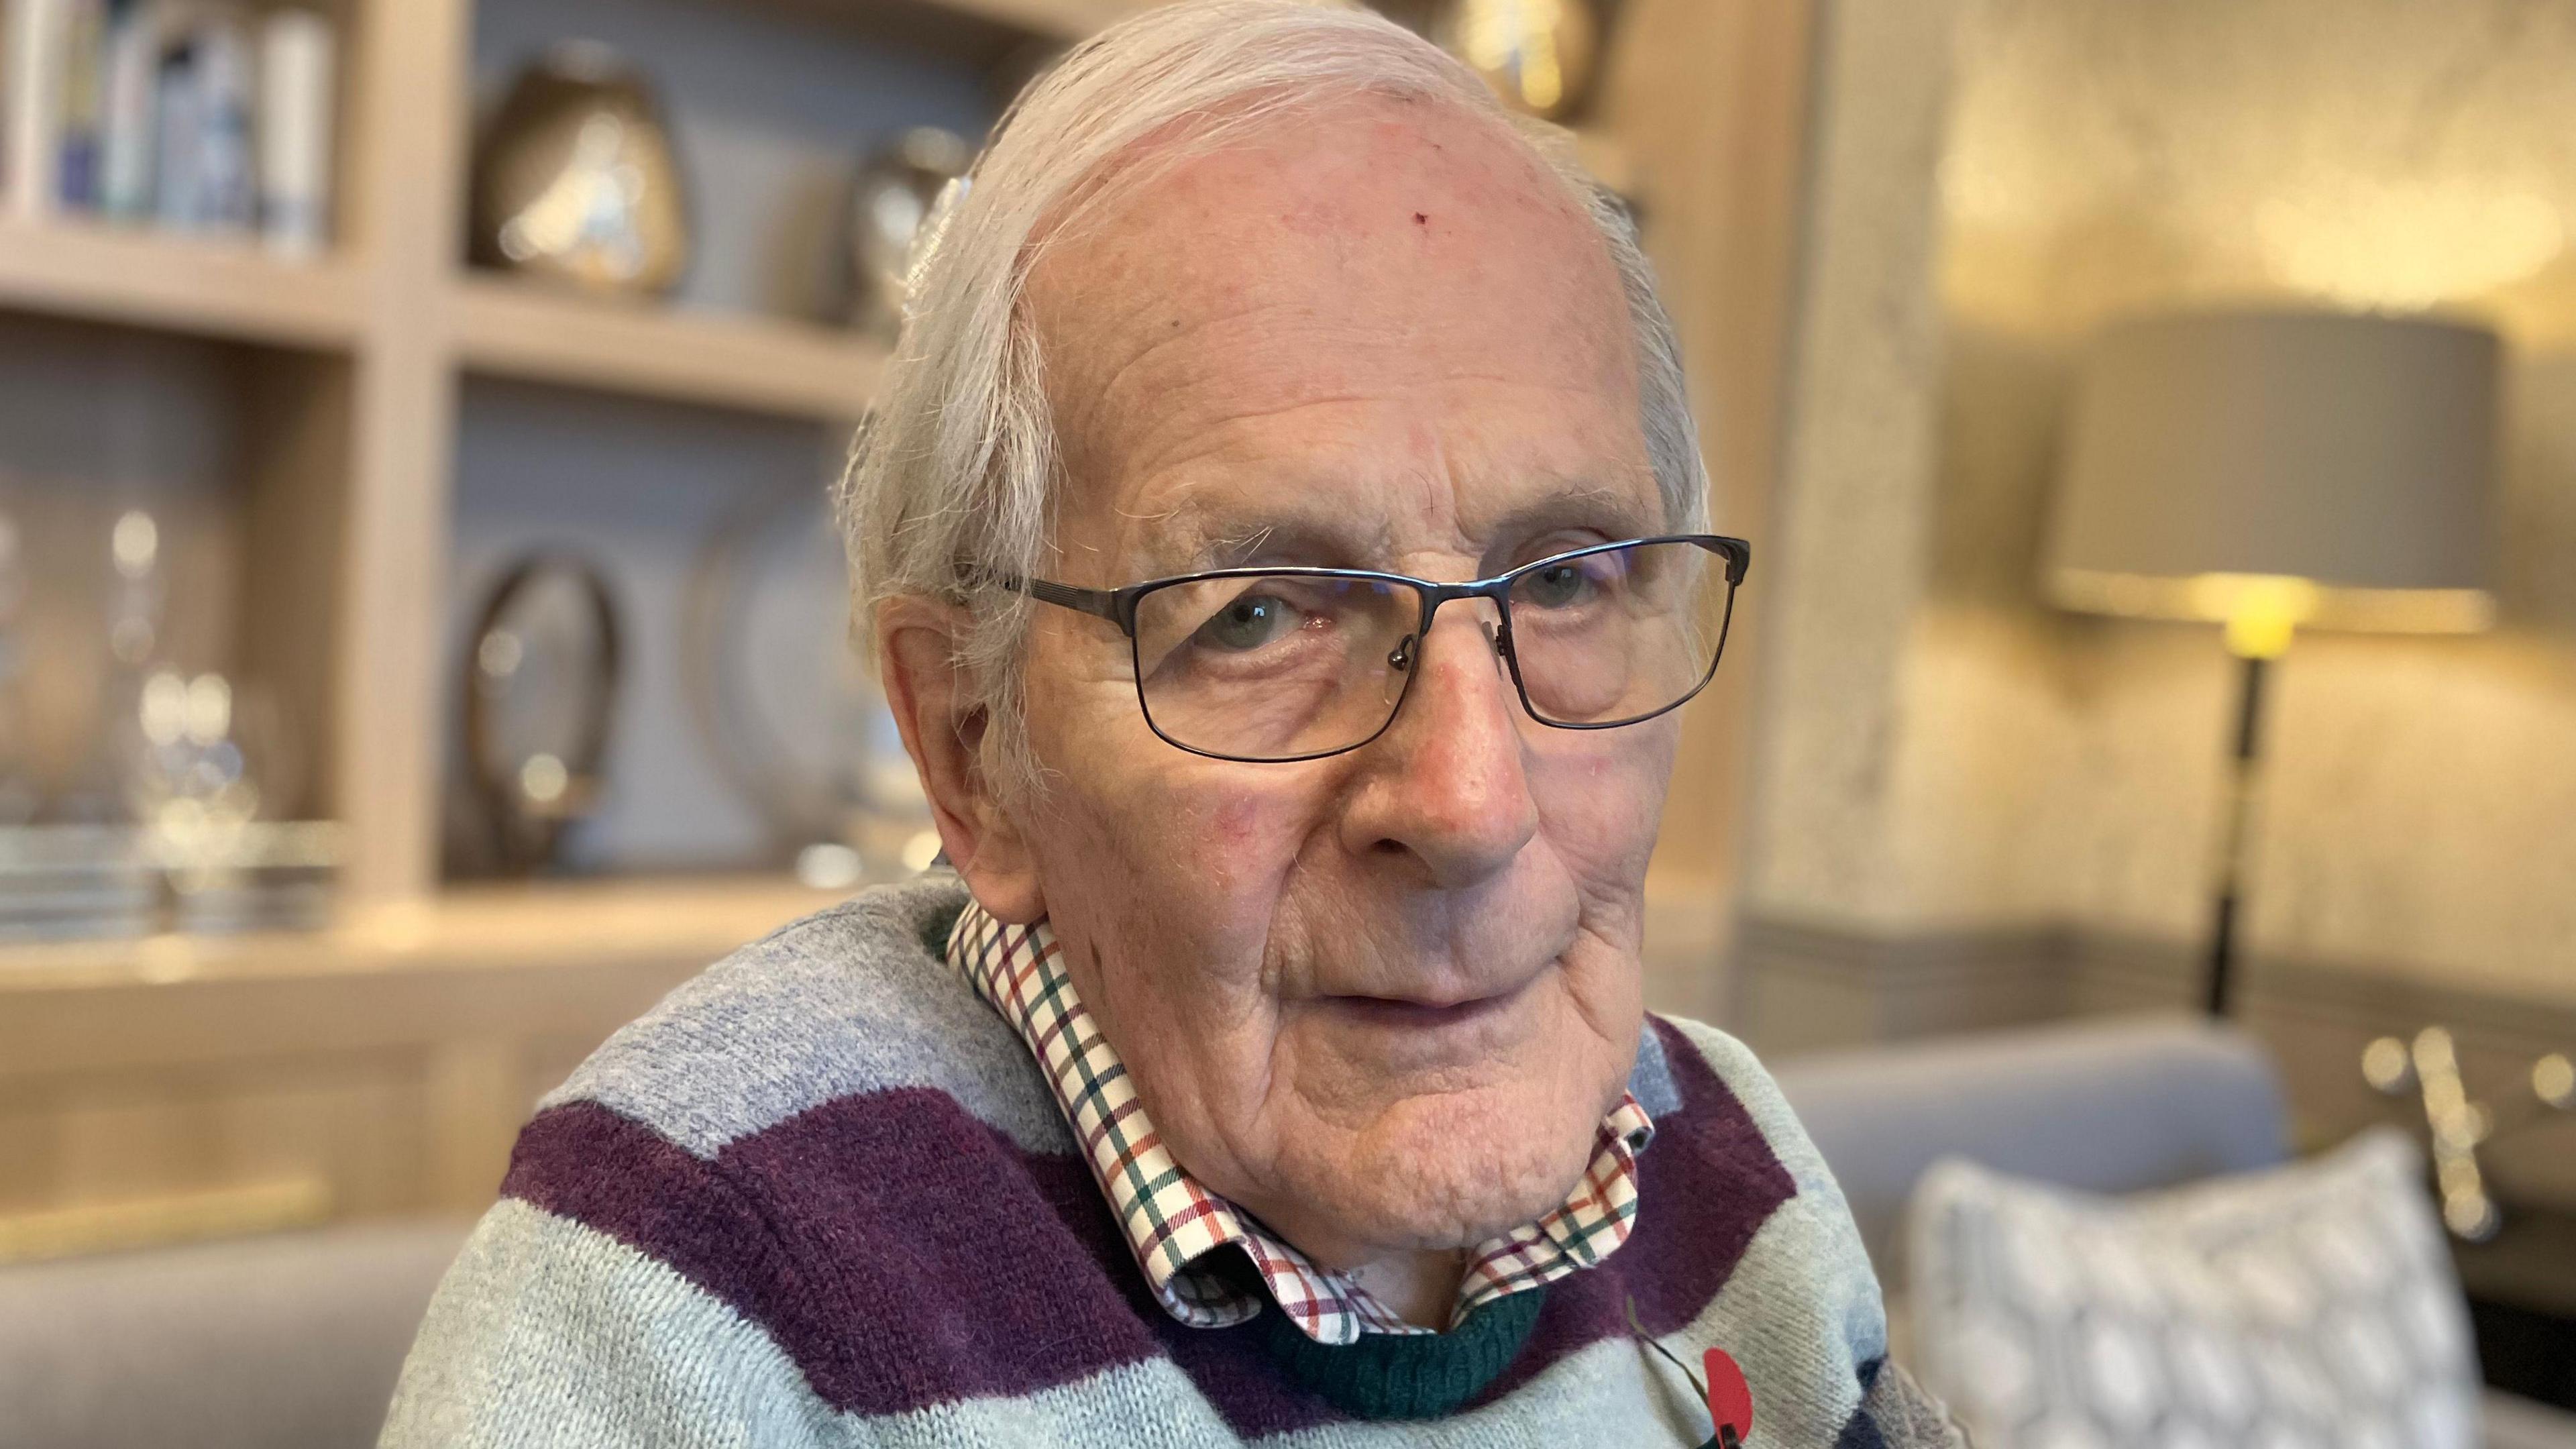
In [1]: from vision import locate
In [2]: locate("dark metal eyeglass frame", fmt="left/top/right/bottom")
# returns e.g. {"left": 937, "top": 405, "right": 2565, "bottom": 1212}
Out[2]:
{"left": 994, "top": 533, "right": 1752, "bottom": 764}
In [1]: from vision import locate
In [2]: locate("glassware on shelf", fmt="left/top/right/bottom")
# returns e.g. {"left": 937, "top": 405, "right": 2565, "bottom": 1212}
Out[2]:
{"left": 123, "top": 669, "right": 253, "bottom": 907}
{"left": 470, "top": 42, "right": 691, "bottom": 298}
{"left": 0, "top": 510, "right": 39, "bottom": 828}
{"left": 0, "top": 503, "right": 337, "bottom": 943}
{"left": 54, "top": 504, "right": 168, "bottom": 827}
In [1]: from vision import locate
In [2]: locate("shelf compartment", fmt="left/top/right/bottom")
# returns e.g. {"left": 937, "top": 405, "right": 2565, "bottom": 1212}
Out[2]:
{"left": 0, "top": 219, "right": 366, "bottom": 350}
{"left": 453, "top": 278, "right": 888, "bottom": 422}
{"left": 0, "top": 871, "right": 852, "bottom": 994}
{"left": 926, "top": 0, "right": 1158, "bottom": 38}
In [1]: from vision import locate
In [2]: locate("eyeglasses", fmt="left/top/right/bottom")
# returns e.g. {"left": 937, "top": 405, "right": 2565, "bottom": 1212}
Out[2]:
{"left": 995, "top": 534, "right": 1750, "bottom": 763}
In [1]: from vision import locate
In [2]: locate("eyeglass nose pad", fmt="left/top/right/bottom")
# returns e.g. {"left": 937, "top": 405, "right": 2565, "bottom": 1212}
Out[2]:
{"left": 1387, "top": 634, "right": 1416, "bottom": 672}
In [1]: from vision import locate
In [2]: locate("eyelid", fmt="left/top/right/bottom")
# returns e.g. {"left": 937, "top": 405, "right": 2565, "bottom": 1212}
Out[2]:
{"left": 1507, "top": 531, "right": 1621, "bottom": 572}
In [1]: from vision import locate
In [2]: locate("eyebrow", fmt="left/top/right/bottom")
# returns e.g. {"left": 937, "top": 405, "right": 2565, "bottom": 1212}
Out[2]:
{"left": 1485, "top": 485, "right": 1664, "bottom": 551}
{"left": 1130, "top": 498, "right": 1391, "bottom": 575}
{"left": 1122, "top": 476, "right": 1666, "bottom": 581}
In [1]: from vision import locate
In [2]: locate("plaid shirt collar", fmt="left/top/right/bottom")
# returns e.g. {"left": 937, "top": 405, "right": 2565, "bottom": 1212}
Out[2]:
{"left": 947, "top": 898, "right": 1654, "bottom": 1345}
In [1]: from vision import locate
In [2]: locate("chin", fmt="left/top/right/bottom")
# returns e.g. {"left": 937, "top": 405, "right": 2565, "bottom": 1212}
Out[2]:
{"left": 1325, "top": 1081, "right": 1607, "bottom": 1251}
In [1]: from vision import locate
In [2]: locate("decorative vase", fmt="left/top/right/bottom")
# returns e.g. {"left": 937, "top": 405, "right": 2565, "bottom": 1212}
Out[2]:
{"left": 843, "top": 127, "right": 972, "bottom": 338}
{"left": 470, "top": 41, "right": 690, "bottom": 297}
{"left": 461, "top": 553, "right": 623, "bottom": 875}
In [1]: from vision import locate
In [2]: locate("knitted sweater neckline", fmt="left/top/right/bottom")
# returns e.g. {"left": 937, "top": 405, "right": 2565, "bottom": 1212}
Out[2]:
{"left": 1253, "top": 1273, "right": 1548, "bottom": 1419}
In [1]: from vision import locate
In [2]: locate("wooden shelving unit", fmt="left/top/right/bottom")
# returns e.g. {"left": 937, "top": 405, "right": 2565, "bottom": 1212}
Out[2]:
{"left": 0, "top": 217, "right": 366, "bottom": 350}
{"left": 0, "top": 874, "right": 855, "bottom": 996}
{"left": 928, "top": 0, "right": 1159, "bottom": 38}
{"left": 0, "top": 0, "right": 1803, "bottom": 1238}
{"left": 0, "top": 0, "right": 1693, "bottom": 986}
{"left": 453, "top": 278, "right": 885, "bottom": 422}
{"left": 0, "top": 0, "right": 1656, "bottom": 942}
{"left": 0, "top": 0, "right": 1118, "bottom": 967}
{"left": 0, "top": 0, "right": 1741, "bottom": 968}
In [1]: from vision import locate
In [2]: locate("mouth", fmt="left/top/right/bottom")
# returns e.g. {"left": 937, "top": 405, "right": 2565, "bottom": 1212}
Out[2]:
{"left": 1323, "top": 993, "right": 1515, "bottom": 1030}
{"left": 1316, "top": 967, "right": 1548, "bottom": 1036}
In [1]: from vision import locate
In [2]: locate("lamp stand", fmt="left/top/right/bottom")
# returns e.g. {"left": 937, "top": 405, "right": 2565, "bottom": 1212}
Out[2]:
{"left": 2206, "top": 651, "right": 2270, "bottom": 1017}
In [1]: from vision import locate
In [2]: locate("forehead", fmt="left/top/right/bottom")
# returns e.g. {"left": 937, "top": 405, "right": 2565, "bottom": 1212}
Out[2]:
{"left": 1025, "top": 95, "right": 1656, "bottom": 578}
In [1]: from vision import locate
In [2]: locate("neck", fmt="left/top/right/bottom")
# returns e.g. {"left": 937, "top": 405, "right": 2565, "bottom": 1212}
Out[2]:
{"left": 1351, "top": 1246, "right": 1468, "bottom": 1330}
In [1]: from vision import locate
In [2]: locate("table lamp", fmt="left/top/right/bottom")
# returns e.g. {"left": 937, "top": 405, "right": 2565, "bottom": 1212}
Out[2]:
{"left": 2043, "top": 309, "right": 2500, "bottom": 1017}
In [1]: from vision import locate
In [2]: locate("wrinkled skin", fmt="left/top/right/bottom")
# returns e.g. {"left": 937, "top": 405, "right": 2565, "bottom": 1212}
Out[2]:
{"left": 879, "top": 95, "right": 1680, "bottom": 1327}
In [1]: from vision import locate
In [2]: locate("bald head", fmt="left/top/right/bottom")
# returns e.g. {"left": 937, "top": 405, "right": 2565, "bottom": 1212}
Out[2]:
{"left": 845, "top": 3, "right": 1704, "bottom": 804}
{"left": 1030, "top": 94, "right": 1654, "bottom": 587}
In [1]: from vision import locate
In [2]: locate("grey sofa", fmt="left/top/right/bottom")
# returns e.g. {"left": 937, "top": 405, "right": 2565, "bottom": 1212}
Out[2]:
{"left": 0, "top": 1218, "right": 468, "bottom": 1449}
{"left": 1774, "top": 1015, "right": 2576, "bottom": 1449}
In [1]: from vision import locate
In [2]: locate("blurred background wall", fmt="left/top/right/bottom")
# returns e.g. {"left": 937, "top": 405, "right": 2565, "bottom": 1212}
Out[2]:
{"left": 1733, "top": 0, "right": 2576, "bottom": 1202}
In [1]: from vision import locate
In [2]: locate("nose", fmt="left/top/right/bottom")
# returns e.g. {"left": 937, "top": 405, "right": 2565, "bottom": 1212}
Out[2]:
{"left": 1337, "top": 600, "right": 1540, "bottom": 889}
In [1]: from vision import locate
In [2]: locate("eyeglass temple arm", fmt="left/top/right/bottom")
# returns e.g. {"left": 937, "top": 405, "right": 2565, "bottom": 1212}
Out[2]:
{"left": 1014, "top": 576, "right": 1127, "bottom": 627}
{"left": 1712, "top": 536, "right": 1752, "bottom": 587}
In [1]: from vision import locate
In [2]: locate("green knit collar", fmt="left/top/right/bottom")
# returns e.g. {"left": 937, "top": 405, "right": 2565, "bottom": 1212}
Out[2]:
{"left": 1256, "top": 1284, "right": 1548, "bottom": 1420}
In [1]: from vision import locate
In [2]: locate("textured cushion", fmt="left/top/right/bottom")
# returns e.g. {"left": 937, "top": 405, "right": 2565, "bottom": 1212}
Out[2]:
{"left": 1907, "top": 1127, "right": 2481, "bottom": 1449}
{"left": 1776, "top": 1018, "right": 2290, "bottom": 1281}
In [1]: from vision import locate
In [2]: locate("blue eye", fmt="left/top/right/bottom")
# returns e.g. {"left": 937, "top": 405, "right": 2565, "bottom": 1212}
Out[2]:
{"left": 1194, "top": 594, "right": 1298, "bottom": 651}
{"left": 1519, "top": 562, "right": 1593, "bottom": 608}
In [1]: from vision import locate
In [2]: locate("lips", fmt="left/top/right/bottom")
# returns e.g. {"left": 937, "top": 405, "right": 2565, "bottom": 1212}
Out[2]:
{"left": 1323, "top": 990, "right": 1519, "bottom": 1031}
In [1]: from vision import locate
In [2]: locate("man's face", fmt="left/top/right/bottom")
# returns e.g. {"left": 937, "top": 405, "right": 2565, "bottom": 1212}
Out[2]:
{"left": 1008, "top": 98, "right": 1677, "bottom": 1268}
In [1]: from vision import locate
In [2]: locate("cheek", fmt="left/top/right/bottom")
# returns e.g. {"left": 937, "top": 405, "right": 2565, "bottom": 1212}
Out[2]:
{"left": 1165, "top": 774, "right": 1322, "bottom": 906}
{"left": 1031, "top": 689, "right": 1330, "bottom": 938}
{"left": 1530, "top": 725, "right": 1677, "bottom": 878}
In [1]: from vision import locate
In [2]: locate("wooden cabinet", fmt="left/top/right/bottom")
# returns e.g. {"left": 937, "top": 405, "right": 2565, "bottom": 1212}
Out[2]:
{"left": 0, "top": 0, "right": 1814, "bottom": 1254}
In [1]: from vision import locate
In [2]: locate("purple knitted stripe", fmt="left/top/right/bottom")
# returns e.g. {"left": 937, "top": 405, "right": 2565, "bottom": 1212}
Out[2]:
{"left": 1473, "top": 1016, "right": 1796, "bottom": 1404}
{"left": 503, "top": 1091, "right": 1168, "bottom": 1416}
{"left": 502, "top": 1018, "right": 1792, "bottom": 1428}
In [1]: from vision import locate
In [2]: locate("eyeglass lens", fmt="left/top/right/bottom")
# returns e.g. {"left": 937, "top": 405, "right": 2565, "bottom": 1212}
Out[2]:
{"left": 1128, "top": 539, "right": 1729, "bottom": 761}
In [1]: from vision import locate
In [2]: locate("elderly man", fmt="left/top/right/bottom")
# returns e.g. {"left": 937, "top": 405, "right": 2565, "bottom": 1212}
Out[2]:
{"left": 382, "top": 4, "right": 1958, "bottom": 1445}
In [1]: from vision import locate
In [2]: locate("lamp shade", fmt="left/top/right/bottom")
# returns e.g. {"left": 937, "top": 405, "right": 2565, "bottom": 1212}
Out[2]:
{"left": 2043, "top": 309, "right": 2498, "bottom": 642}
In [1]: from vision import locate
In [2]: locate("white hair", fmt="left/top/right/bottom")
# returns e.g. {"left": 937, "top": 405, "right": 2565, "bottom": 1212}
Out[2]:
{"left": 839, "top": 0, "right": 1706, "bottom": 799}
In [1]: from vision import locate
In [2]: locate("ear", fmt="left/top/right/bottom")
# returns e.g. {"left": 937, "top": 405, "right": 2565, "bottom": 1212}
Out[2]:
{"left": 875, "top": 595, "right": 1047, "bottom": 922}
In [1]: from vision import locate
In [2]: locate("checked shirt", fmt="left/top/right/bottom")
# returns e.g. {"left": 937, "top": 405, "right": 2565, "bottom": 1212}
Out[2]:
{"left": 947, "top": 898, "right": 1654, "bottom": 1345}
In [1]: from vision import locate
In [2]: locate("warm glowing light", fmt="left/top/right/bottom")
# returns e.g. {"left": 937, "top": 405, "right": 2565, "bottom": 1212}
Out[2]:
{"left": 1452, "top": 0, "right": 1584, "bottom": 116}
{"left": 2197, "top": 576, "right": 2316, "bottom": 659}
{"left": 2536, "top": 1053, "right": 2576, "bottom": 1111}
{"left": 2257, "top": 182, "right": 2564, "bottom": 308}
{"left": 2050, "top": 568, "right": 2495, "bottom": 652}
{"left": 2444, "top": 1189, "right": 2500, "bottom": 1242}
{"left": 112, "top": 509, "right": 158, "bottom": 578}
{"left": 139, "top": 671, "right": 190, "bottom": 747}
{"left": 2361, "top": 1036, "right": 2412, "bottom": 1094}
{"left": 519, "top": 753, "right": 570, "bottom": 805}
